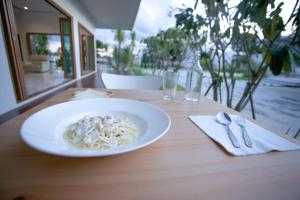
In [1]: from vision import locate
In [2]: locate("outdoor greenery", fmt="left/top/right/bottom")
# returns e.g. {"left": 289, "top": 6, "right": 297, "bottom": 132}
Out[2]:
{"left": 109, "top": 30, "right": 136, "bottom": 73}
{"left": 173, "top": 0, "right": 300, "bottom": 117}
{"left": 141, "top": 27, "right": 187, "bottom": 74}
{"left": 129, "top": 66, "right": 145, "bottom": 76}
{"left": 103, "top": 0, "right": 300, "bottom": 118}
{"left": 135, "top": 0, "right": 300, "bottom": 117}
{"left": 32, "top": 35, "right": 49, "bottom": 55}
{"left": 96, "top": 39, "right": 108, "bottom": 50}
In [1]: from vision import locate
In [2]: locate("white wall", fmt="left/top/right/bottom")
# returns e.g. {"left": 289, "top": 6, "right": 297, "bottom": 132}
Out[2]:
{"left": 0, "top": 15, "right": 18, "bottom": 114}
{"left": 0, "top": 1, "right": 96, "bottom": 115}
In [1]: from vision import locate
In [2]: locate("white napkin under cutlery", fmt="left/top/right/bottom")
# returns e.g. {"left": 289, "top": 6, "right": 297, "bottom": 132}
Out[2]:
{"left": 189, "top": 115, "right": 300, "bottom": 156}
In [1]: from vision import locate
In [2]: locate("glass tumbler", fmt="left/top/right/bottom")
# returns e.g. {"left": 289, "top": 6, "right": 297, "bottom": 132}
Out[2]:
{"left": 162, "top": 71, "right": 179, "bottom": 101}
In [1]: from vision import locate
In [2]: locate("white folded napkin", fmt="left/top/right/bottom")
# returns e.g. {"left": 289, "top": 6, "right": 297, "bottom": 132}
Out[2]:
{"left": 70, "top": 89, "right": 111, "bottom": 101}
{"left": 189, "top": 115, "right": 300, "bottom": 156}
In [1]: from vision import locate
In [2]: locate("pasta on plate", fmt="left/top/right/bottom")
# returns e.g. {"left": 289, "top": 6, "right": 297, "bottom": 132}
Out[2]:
{"left": 64, "top": 115, "right": 138, "bottom": 150}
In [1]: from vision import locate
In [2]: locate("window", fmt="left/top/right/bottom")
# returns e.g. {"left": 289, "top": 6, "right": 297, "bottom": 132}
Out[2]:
{"left": 0, "top": 0, "right": 75, "bottom": 99}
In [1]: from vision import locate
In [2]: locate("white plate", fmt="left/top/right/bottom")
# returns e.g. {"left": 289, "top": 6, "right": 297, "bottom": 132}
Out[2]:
{"left": 20, "top": 98, "right": 171, "bottom": 157}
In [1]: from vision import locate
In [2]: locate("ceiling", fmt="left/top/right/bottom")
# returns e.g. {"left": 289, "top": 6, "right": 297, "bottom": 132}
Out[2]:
{"left": 76, "top": 0, "right": 141, "bottom": 30}
{"left": 12, "top": 0, "right": 61, "bottom": 14}
{"left": 12, "top": 0, "right": 141, "bottom": 30}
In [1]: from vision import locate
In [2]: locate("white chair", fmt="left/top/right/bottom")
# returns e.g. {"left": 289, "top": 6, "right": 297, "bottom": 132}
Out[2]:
{"left": 101, "top": 72, "right": 162, "bottom": 90}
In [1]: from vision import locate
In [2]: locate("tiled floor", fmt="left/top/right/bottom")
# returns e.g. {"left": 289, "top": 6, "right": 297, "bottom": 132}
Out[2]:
{"left": 24, "top": 70, "right": 70, "bottom": 96}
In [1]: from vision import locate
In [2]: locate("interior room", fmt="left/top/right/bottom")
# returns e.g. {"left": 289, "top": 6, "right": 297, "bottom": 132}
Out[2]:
{"left": 12, "top": 0, "right": 74, "bottom": 96}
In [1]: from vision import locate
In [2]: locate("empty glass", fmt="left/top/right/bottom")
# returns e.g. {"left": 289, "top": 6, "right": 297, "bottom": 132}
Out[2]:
{"left": 162, "top": 71, "right": 179, "bottom": 101}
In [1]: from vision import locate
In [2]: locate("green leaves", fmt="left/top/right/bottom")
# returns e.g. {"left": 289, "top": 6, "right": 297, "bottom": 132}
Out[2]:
{"left": 196, "top": 15, "right": 205, "bottom": 25}
{"left": 142, "top": 28, "right": 187, "bottom": 71}
{"left": 224, "top": 28, "right": 231, "bottom": 38}
{"left": 175, "top": 0, "right": 298, "bottom": 78}
{"left": 263, "top": 15, "right": 284, "bottom": 40}
{"left": 200, "top": 52, "right": 212, "bottom": 70}
{"left": 175, "top": 8, "right": 207, "bottom": 36}
{"left": 110, "top": 30, "right": 135, "bottom": 71}
{"left": 263, "top": 19, "right": 275, "bottom": 39}
{"left": 234, "top": 0, "right": 284, "bottom": 40}
{"left": 115, "top": 30, "right": 125, "bottom": 45}
{"left": 212, "top": 20, "right": 220, "bottom": 33}
{"left": 268, "top": 43, "right": 291, "bottom": 75}
{"left": 273, "top": 15, "right": 284, "bottom": 32}
{"left": 33, "top": 35, "right": 49, "bottom": 55}
{"left": 270, "top": 2, "right": 284, "bottom": 18}
{"left": 283, "top": 53, "right": 291, "bottom": 73}
{"left": 175, "top": 8, "right": 194, "bottom": 28}
{"left": 200, "top": 51, "right": 210, "bottom": 59}
{"left": 96, "top": 40, "right": 108, "bottom": 50}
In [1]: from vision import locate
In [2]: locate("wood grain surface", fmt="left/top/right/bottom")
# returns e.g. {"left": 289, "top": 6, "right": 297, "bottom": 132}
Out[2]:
{"left": 0, "top": 88, "right": 300, "bottom": 200}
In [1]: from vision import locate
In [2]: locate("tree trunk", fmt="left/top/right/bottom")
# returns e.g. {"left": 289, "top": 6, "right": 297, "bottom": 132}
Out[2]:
{"left": 213, "top": 82, "right": 218, "bottom": 101}
{"left": 221, "top": 48, "right": 231, "bottom": 107}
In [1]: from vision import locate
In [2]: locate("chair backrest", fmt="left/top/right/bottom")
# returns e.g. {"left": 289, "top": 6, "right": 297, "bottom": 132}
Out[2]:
{"left": 101, "top": 72, "right": 162, "bottom": 90}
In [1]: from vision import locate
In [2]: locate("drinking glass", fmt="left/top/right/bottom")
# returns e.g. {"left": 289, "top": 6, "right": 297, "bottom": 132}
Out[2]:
{"left": 162, "top": 71, "right": 179, "bottom": 101}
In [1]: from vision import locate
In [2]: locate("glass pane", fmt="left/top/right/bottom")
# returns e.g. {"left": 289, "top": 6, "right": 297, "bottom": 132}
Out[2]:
{"left": 87, "top": 35, "right": 95, "bottom": 71}
{"left": 60, "top": 19, "right": 74, "bottom": 78}
{"left": 11, "top": 0, "right": 75, "bottom": 97}
{"left": 79, "top": 26, "right": 95, "bottom": 75}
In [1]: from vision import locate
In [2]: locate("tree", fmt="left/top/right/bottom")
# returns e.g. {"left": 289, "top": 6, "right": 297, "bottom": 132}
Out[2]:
{"left": 96, "top": 40, "right": 108, "bottom": 50}
{"left": 175, "top": 0, "right": 300, "bottom": 117}
{"left": 175, "top": 5, "right": 225, "bottom": 102}
{"left": 130, "top": 32, "right": 136, "bottom": 51}
{"left": 141, "top": 36, "right": 161, "bottom": 74}
{"left": 129, "top": 32, "right": 136, "bottom": 66}
{"left": 141, "top": 27, "right": 187, "bottom": 74}
{"left": 109, "top": 30, "right": 136, "bottom": 72}
{"left": 33, "top": 35, "right": 49, "bottom": 55}
{"left": 114, "top": 30, "right": 124, "bottom": 69}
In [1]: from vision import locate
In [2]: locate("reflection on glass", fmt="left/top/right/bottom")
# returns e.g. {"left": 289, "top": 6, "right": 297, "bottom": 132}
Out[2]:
{"left": 28, "top": 34, "right": 62, "bottom": 71}
{"left": 29, "top": 34, "right": 50, "bottom": 55}
{"left": 60, "top": 18, "right": 74, "bottom": 78}
{"left": 11, "top": 0, "right": 75, "bottom": 97}
{"left": 79, "top": 24, "right": 95, "bottom": 75}
{"left": 82, "top": 35, "right": 95, "bottom": 72}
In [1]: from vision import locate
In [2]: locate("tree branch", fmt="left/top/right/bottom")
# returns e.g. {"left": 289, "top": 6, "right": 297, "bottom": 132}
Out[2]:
{"left": 234, "top": 0, "right": 300, "bottom": 111}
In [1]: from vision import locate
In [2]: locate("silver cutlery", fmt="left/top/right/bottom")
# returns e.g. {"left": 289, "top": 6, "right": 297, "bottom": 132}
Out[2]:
{"left": 216, "top": 112, "right": 240, "bottom": 148}
{"left": 236, "top": 116, "right": 253, "bottom": 148}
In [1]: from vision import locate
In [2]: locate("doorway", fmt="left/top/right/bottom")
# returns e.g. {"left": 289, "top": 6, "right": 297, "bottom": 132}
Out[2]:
{"left": 0, "top": 0, "right": 75, "bottom": 100}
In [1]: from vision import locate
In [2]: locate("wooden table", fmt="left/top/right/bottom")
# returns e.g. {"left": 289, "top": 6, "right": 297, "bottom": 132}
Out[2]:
{"left": 1, "top": 88, "right": 300, "bottom": 200}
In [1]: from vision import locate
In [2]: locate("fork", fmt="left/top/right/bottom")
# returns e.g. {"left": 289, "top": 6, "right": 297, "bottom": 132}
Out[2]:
{"left": 236, "top": 116, "right": 253, "bottom": 148}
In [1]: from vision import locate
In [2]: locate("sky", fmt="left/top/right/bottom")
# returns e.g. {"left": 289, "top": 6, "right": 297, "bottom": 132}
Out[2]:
{"left": 95, "top": 0, "right": 297, "bottom": 48}
{"left": 95, "top": 0, "right": 195, "bottom": 47}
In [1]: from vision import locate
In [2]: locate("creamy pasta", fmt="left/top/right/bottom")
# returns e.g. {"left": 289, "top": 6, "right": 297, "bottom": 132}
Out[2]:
{"left": 64, "top": 115, "right": 138, "bottom": 150}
